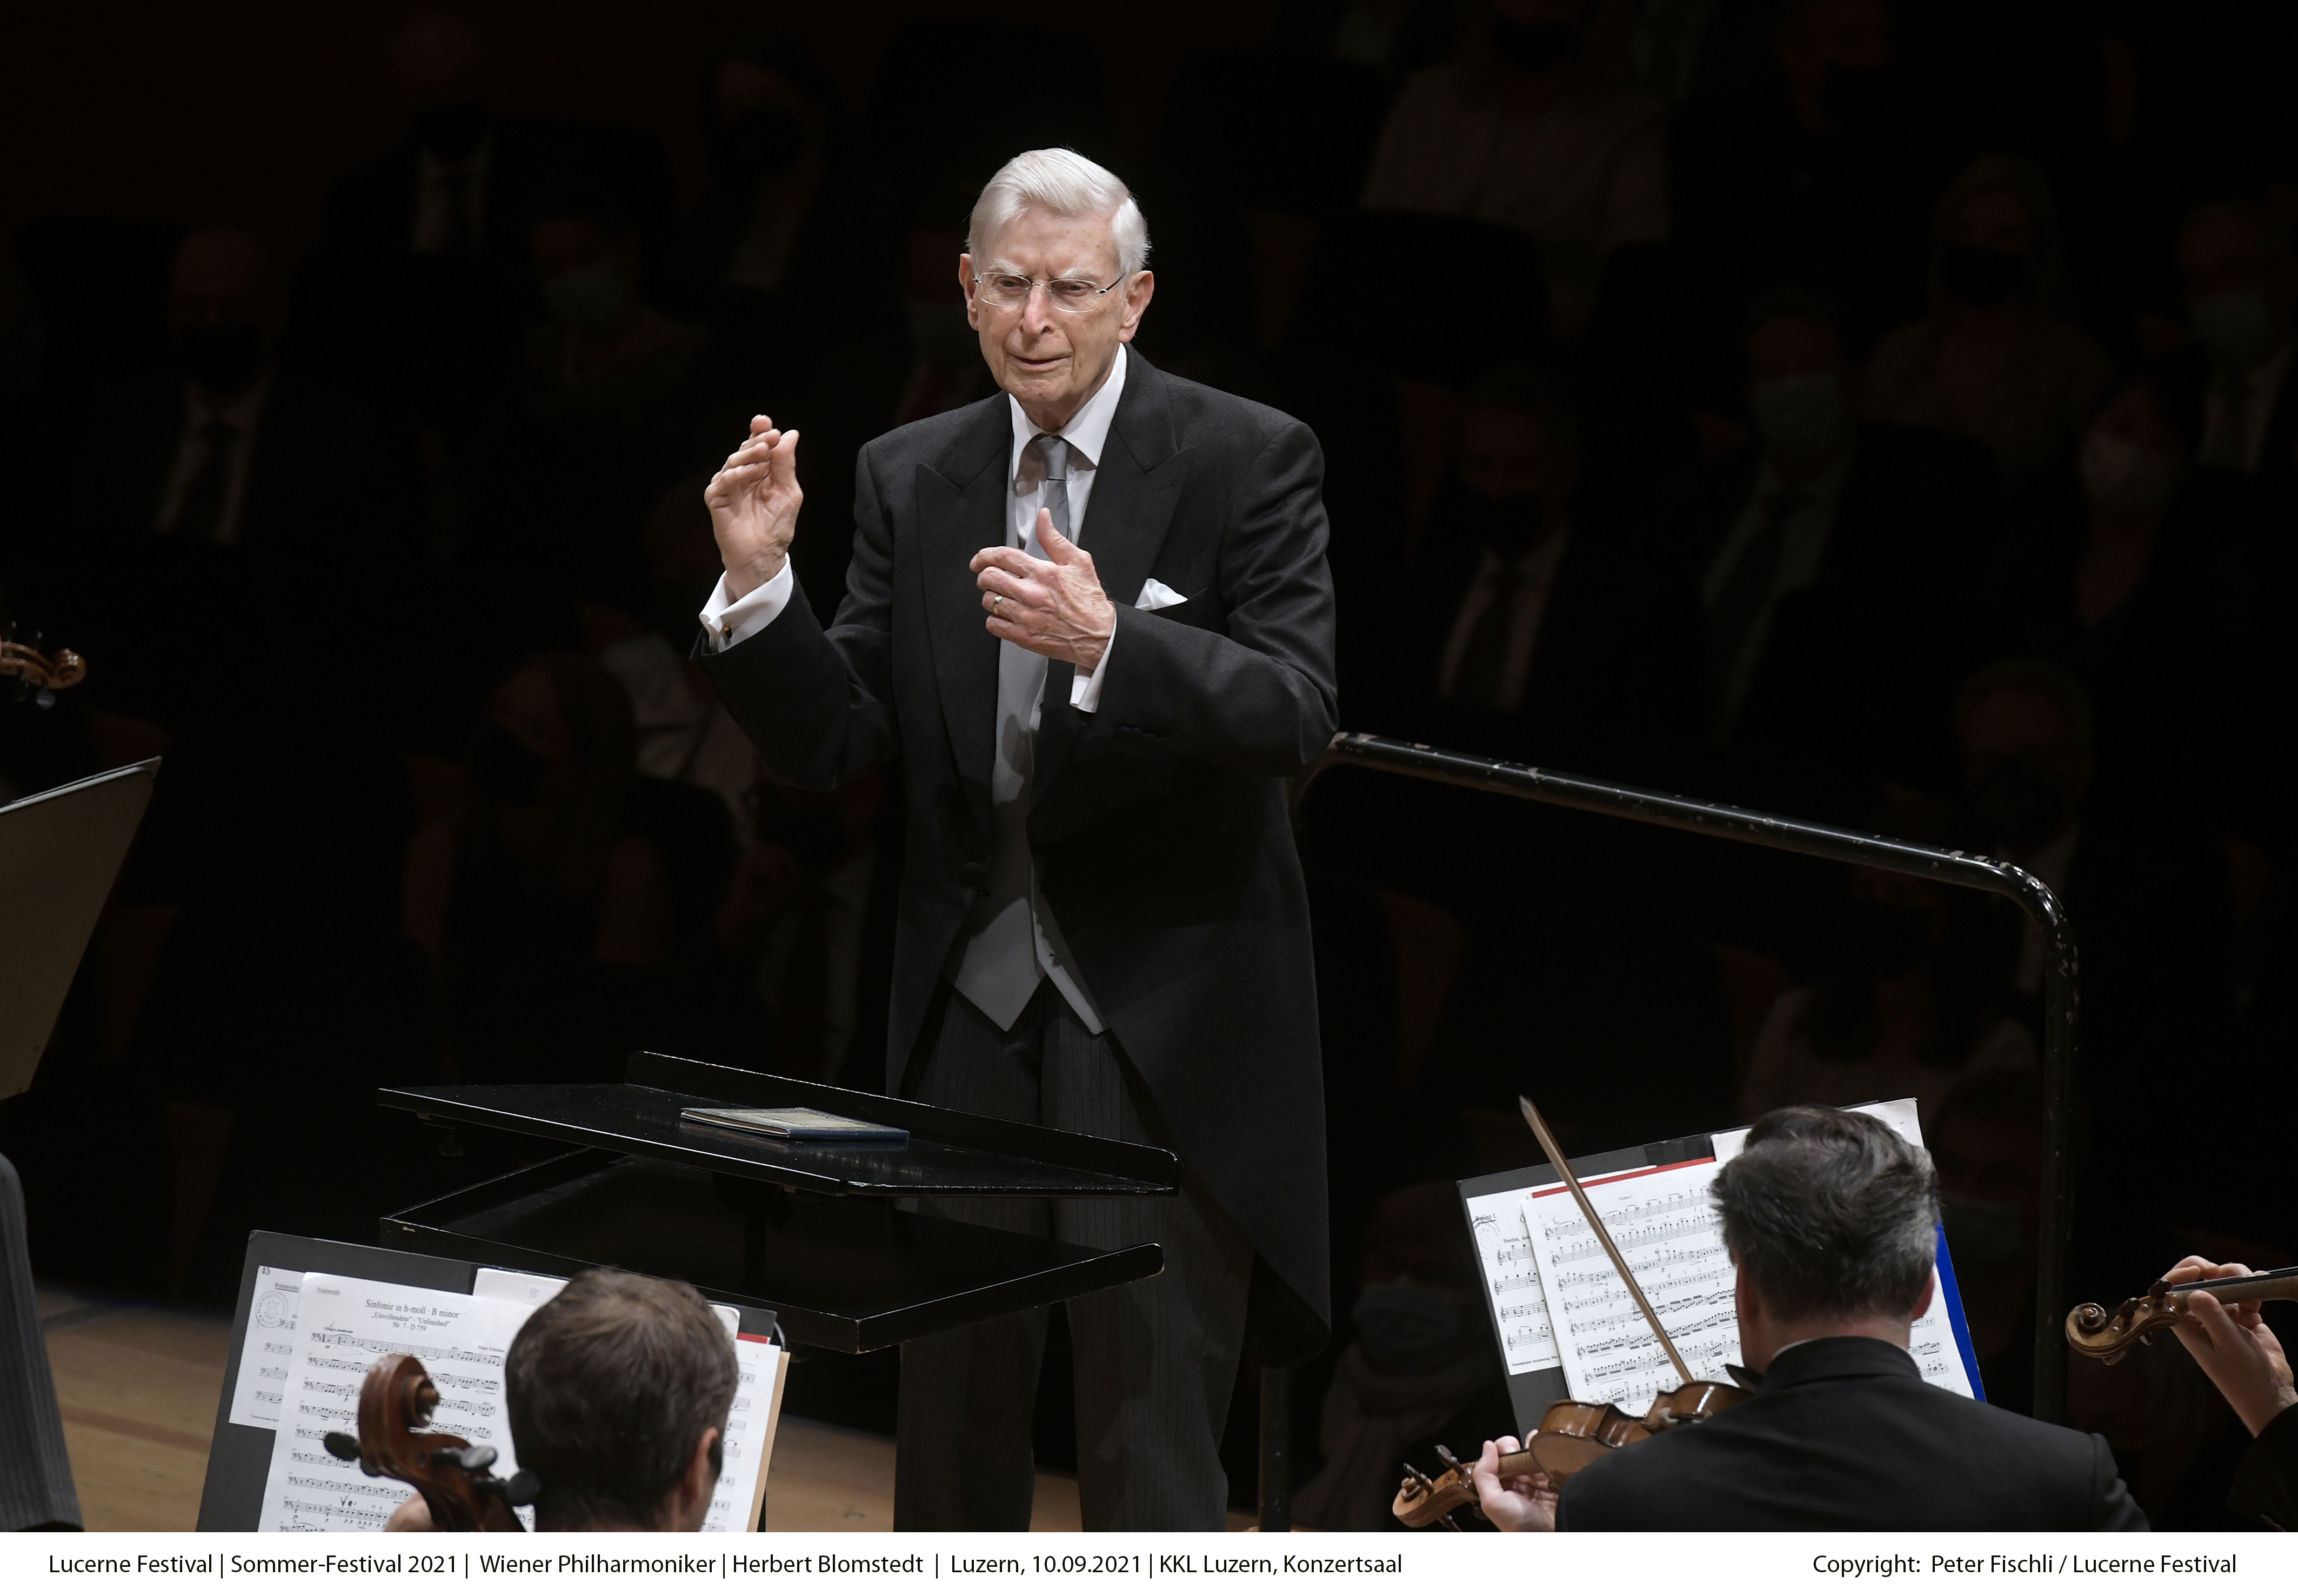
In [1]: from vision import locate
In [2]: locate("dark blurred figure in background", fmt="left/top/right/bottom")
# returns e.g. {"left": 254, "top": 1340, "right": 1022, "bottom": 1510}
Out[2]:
{"left": 1382, "top": 362, "right": 1702, "bottom": 773}
{"left": 1738, "top": 796, "right": 2033, "bottom": 1126}
{"left": 1861, "top": 155, "right": 2111, "bottom": 505}
{"left": 1953, "top": 660, "right": 2230, "bottom": 1178}
{"left": 1695, "top": 289, "right": 2000, "bottom": 810}
{"left": 1673, "top": 0, "right": 1943, "bottom": 343}
{"left": 64, "top": 225, "right": 422, "bottom": 731}
{"left": 1293, "top": 1182, "right": 1511, "bottom": 1531}
{"left": 2169, "top": 198, "right": 2298, "bottom": 484}
{"left": 1360, "top": 0, "right": 1669, "bottom": 336}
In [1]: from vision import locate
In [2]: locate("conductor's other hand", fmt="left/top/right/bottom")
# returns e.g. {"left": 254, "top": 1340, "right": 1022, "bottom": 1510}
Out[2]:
{"left": 706, "top": 416, "right": 803, "bottom": 600}
{"left": 1473, "top": 1437, "right": 1559, "bottom": 1533}
{"left": 971, "top": 510, "right": 1116, "bottom": 670}
{"left": 2162, "top": 1256, "right": 2297, "bottom": 1437}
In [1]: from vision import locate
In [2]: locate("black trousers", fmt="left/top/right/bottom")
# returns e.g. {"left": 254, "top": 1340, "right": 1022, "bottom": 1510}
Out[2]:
{"left": 0, "top": 1155, "right": 78, "bottom": 1530}
{"left": 893, "top": 985, "right": 1253, "bottom": 1531}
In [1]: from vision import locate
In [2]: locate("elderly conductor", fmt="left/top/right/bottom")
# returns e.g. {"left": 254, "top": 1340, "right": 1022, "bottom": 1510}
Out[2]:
{"left": 698, "top": 149, "right": 1338, "bottom": 1530}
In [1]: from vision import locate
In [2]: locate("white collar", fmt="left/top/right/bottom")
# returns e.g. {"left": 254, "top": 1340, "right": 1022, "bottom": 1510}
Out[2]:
{"left": 1007, "top": 342, "right": 1127, "bottom": 481}
{"left": 187, "top": 373, "right": 272, "bottom": 432}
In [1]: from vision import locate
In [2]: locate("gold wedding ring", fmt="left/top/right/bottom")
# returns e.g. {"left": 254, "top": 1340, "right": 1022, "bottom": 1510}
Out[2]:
{"left": 992, "top": 595, "right": 1005, "bottom": 619}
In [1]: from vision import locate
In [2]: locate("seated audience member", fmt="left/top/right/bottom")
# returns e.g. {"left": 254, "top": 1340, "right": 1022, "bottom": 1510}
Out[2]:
{"left": 1471, "top": 1105, "right": 2146, "bottom": 1530}
{"left": 389, "top": 1270, "right": 736, "bottom": 1532}
{"left": 1670, "top": 0, "right": 1939, "bottom": 336}
{"left": 492, "top": 190, "right": 726, "bottom": 602}
{"left": 1359, "top": 0, "right": 1668, "bottom": 333}
{"left": 2170, "top": 199, "right": 2298, "bottom": 482}
{"left": 70, "top": 226, "right": 420, "bottom": 724}
{"left": 401, "top": 653, "right": 672, "bottom": 1084}
{"left": 1293, "top": 1184, "right": 1512, "bottom": 1532}
{"left": 1860, "top": 155, "right": 2112, "bottom": 500}
{"left": 1927, "top": 1069, "right": 2047, "bottom": 1413}
{"left": 1383, "top": 364, "right": 1704, "bottom": 774}
{"left": 1739, "top": 801, "right": 2034, "bottom": 1127}
{"left": 2007, "top": 371, "right": 2253, "bottom": 808}
{"left": 1953, "top": 660, "right": 2230, "bottom": 1157}
{"left": 2156, "top": 1258, "right": 2298, "bottom": 1531}
{"left": 1694, "top": 290, "right": 1998, "bottom": 801}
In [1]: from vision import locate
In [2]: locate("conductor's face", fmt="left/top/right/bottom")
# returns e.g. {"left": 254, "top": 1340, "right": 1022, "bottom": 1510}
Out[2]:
{"left": 960, "top": 206, "right": 1153, "bottom": 432}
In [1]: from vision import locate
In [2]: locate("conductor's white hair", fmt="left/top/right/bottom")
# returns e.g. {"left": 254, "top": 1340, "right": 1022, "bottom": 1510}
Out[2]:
{"left": 968, "top": 149, "right": 1150, "bottom": 276}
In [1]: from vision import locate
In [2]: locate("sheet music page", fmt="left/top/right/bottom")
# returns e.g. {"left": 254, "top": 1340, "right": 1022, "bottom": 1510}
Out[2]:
{"left": 1525, "top": 1157, "right": 1739, "bottom": 1412}
{"left": 228, "top": 1265, "right": 304, "bottom": 1429}
{"left": 256, "top": 1274, "right": 533, "bottom": 1533}
{"left": 1523, "top": 1098, "right": 1974, "bottom": 1409}
{"left": 1464, "top": 1190, "right": 1561, "bottom": 1374}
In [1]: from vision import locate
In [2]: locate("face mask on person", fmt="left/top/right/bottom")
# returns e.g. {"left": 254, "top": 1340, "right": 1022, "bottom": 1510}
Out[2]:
{"left": 717, "top": 108, "right": 809, "bottom": 174}
{"left": 173, "top": 322, "right": 266, "bottom": 392}
{"left": 1968, "top": 754, "right": 2079, "bottom": 853}
{"left": 543, "top": 259, "right": 633, "bottom": 331}
{"left": 1464, "top": 490, "right": 1551, "bottom": 557}
{"left": 906, "top": 297, "right": 981, "bottom": 366}
{"left": 1842, "top": 898, "right": 1936, "bottom": 979}
{"left": 411, "top": 99, "right": 490, "bottom": 161}
{"left": 1350, "top": 1278, "right": 1461, "bottom": 1373}
{"left": 1941, "top": 1190, "right": 2030, "bottom": 1266}
{"left": 1938, "top": 241, "right": 2030, "bottom": 310}
{"left": 1488, "top": 14, "right": 1585, "bottom": 75}
{"left": 2190, "top": 292, "right": 2281, "bottom": 370}
{"left": 1750, "top": 375, "right": 1849, "bottom": 462}
{"left": 469, "top": 719, "right": 552, "bottom": 806}
{"left": 2079, "top": 432, "right": 2180, "bottom": 520}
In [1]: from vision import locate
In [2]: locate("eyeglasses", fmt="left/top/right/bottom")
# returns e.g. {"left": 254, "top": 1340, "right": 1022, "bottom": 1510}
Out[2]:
{"left": 971, "top": 271, "right": 1125, "bottom": 314}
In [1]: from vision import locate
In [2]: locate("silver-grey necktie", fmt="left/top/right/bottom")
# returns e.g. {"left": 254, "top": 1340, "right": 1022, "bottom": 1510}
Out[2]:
{"left": 949, "top": 434, "right": 1099, "bottom": 1031}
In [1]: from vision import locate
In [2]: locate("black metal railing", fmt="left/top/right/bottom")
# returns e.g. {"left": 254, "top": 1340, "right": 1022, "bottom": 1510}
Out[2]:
{"left": 1290, "top": 732, "right": 2079, "bottom": 1429}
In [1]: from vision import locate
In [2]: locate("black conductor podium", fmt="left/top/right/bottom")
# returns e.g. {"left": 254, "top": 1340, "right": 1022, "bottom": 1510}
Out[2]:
{"left": 375, "top": 1050, "right": 1177, "bottom": 1352}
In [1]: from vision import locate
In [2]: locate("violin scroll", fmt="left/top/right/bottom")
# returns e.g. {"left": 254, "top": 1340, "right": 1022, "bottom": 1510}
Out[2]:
{"left": 0, "top": 622, "right": 85, "bottom": 707}
{"left": 2065, "top": 1264, "right": 2298, "bottom": 1365}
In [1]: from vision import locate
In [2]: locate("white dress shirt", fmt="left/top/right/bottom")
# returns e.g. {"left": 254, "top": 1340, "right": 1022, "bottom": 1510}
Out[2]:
{"left": 1434, "top": 526, "right": 1571, "bottom": 713}
{"left": 412, "top": 140, "right": 491, "bottom": 253}
{"left": 1702, "top": 448, "right": 1854, "bottom": 731}
{"left": 153, "top": 377, "right": 271, "bottom": 545}
{"left": 2201, "top": 340, "right": 2296, "bottom": 472}
{"left": 699, "top": 343, "right": 1128, "bottom": 712}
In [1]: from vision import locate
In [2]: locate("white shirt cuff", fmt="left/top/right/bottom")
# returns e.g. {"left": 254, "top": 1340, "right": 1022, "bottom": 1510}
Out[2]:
{"left": 698, "top": 561, "right": 793, "bottom": 652}
{"left": 1070, "top": 627, "right": 1114, "bottom": 712}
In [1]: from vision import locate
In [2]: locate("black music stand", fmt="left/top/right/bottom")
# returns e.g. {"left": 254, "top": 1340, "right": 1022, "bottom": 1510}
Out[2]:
{"left": 375, "top": 1051, "right": 1177, "bottom": 1352}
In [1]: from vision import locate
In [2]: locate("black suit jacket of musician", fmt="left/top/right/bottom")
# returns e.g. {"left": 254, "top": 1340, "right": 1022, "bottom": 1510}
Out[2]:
{"left": 698, "top": 353, "right": 1340, "bottom": 1336}
{"left": 1555, "top": 1337, "right": 2148, "bottom": 1531}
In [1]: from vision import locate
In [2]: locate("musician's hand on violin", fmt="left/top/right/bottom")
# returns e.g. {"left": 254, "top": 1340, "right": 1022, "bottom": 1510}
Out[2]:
{"left": 2162, "top": 1256, "right": 2296, "bottom": 1437}
{"left": 1474, "top": 1437, "right": 1558, "bottom": 1533}
{"left": 384, "top": 1493, "right": 435, "bottom": 1532}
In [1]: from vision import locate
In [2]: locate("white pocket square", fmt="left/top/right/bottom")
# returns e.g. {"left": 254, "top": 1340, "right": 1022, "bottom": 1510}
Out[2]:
{"left": 1136, "top": 578, "right": 1188, "bottom": 611}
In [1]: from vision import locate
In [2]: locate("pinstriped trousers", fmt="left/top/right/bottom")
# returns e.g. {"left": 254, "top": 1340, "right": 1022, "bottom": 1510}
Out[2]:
{"left": 893, "top": 985, "right": 1253, "bottom": 1531}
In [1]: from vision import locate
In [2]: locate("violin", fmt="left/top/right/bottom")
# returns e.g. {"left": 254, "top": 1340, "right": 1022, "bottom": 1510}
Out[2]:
{"left": 323, "top": 1352, "right": 538, "bottom": 1532}
{"left": 1392, "top": 1097, "right": 1748, "bottom": 1528}
{"left": 2066, "top": 1264, "right": 2298, "bottom": 1364}
{"left": 0, "top": 622, "right": 85, "bottom": 707}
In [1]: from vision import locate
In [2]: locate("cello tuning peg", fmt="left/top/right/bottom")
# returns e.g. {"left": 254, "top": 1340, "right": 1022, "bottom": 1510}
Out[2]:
{"left": 504, "top": 1470, "right": 540, "bottom": 1508}
{"left": 323, "top": 1432, "right": 363, "bottom": 1464}
{"left": 35, "top": 689, "right": 54, "bottom": 709}
{"left": 1434, "top": 1444, "right": 1462, "bottom": 1471}
{"left": 456, "top": 1444, "right": 498, "bottom": 1473}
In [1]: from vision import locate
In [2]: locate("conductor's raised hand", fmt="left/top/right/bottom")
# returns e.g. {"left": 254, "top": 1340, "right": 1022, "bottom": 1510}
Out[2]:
{"left": 705, "top": 415, "right": 803, "bottom": 600}
{"left": 2162, "top": 1256, "right": 2297, "bottom": 1437}
{"left": 971, "top": 510, "right": 1115, "bottom": 670}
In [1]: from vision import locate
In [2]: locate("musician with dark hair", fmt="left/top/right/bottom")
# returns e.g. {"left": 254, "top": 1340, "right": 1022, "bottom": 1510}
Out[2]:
{"left": 387, "top": 1270, "right": 737, "bottom": 1533}
{"left": 1474, "top": 1106, "right": 2148, "bottom": 1531}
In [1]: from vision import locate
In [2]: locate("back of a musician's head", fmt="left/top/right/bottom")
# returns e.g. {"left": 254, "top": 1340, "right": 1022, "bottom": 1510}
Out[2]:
{"left": 505, "top": 1270, "right": 737, "bottom": 1531}
{"left": 1713, "top": 1106, "right": 1940, "bottom": 1324}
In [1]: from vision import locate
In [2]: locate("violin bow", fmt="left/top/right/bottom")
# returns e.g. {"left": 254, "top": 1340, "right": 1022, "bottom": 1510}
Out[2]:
{"left": 1518, "top": 1094, "right": 1696, "bottom": 1389}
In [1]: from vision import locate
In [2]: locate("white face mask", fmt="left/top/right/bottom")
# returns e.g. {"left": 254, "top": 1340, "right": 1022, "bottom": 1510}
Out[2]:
{"left": 2079, "top": 432, "right": 2179, "bottom": 519}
